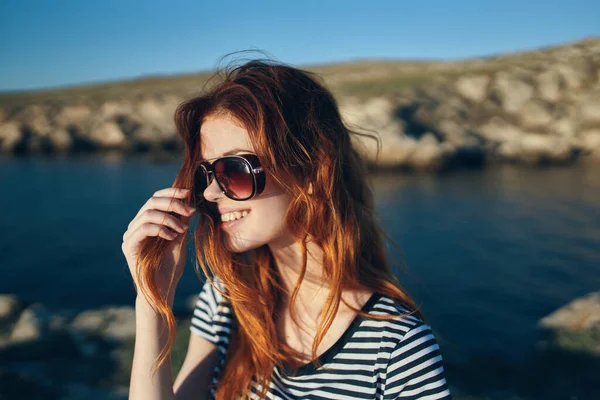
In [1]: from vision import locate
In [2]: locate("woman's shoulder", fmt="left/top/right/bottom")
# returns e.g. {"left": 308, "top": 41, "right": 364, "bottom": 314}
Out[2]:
{"left": 371, "top": 293, "right": 423, "bottom": 319}
{"left": 190, "top": 275, "right": 234, "bottom": 344}
{"left": 199, "top": 274, "right": 228, "bottom": 298}
{"left": 369, "top": 294, "right": 452, "bottom": 399}
{"left": 194, "top": 275, "right": 231, "bottom": 316}
{"left": 365, "top": 292, "right": 428, "bottom": 336}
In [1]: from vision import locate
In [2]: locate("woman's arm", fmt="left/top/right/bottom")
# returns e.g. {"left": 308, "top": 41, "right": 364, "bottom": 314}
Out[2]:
{"left": 129, "top": 295, "right": 221, "bottom": 400}
{"left": 121, "top": 187, "right": 200, "bottom": 399}
{"left": 173, "top": 329, "right": 220, "bottom": 399}
{"left": 129, "top": 296, "right": 177, "bottom": 400}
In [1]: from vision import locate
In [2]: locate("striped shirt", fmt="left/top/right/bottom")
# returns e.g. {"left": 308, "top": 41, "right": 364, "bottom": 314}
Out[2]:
{"left": 190, "top": 277, "right": 452, "bottom": 399}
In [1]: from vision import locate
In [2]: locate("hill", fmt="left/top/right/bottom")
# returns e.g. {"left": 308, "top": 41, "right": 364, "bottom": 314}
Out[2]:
{"left": 1, "top": 37, "right": 599, "bottom": 171}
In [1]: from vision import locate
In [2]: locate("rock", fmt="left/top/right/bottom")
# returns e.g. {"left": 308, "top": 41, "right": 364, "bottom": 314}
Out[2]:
{"left": 454, "top": 74, "right": 490, "bottom": 103}
{"left": 538, "top": 292, "right": 600, "bottom": 355}
{"left": 130, "top": 124, "right": 164, "bottom": 147}
{"left": 0, "top": 121, "right": 23, "bottom": 152}
{"left": 519, "top": 101, "right": 553, "bottom": 129}
{"left": 409, "top": 133, "right": 446, "bottom": 171}
{"left": 536, "top": 68, "right": 562, "bottom": 102}
{"left": 9, "top": 303, "right": 50, "bottom": 343}
{"left": 437, "top": 119, "right": 467, "bottom": 143}
{"left": 340, "top": 97, "right": 398, "bottom": 131}
{"left": 88, "top": 101, "right": 142, "bottom": 143}
{"left": 577, "top": 92, "right": 600, "bottom": 125}
{"left": 579, "top": 129, "right": 600, "bottom": 157}
{"left": 48, "top": 128, "right": 73, "bottom": 151}
{"left": 552, "top": 118, "right": 577, "bottom": 138}
{"left": 555, "top": 63, "right": 585, "bottom": 90}
{"left": 0, "top": 294, "right": 21, "bottom": 326}
{"left": 54, "top": 105, "right": 92, "bottom": 130}
{"left": 521, "top": 134, "right": 572, "bottom": 164}
{"left": 415, "top": 95, "right": 465, "bottom": 126}
{"left": 136, "top": 99, "right": 177, "bottom": 134}
{"left": 0, "top": 38, "right": 599, "bottom": 169}
{"left": 490, "top": 72, "right": 534, "bottom": 114}
{"left": 496, "top": 134, "right": 573, "bottom": 164}
{"left": 102, "top": 306, "right": 136, "bottom": 341}
{"left": 69, "top": 306, "right": 136, "bottom": 344}
{"left": 341, "top": 97, "right": 410, "bottom": 167}
{"left": 68, "top": 309, "right": 107, "bottom": 356}
{"left": 478, "top": 118, "right": 524, "bottom": 142}
{"left": 88, "top": 121, "right": 126, "bottom": 148}
{"left": 95, "top": 101, "right": 134, "bottom": 121}
{"left": 70, "top": 310, "right": 106, "bottom": 333}
{"left": 540, "top": 292, "right": 600, "bottom": 331}
{"left": 380, "top": 136, "right": 419, "bottom": 168}
{"left": 17, "top": 104, "right": 52, "bottom": 136}
{"left": 496, "top": 140, "right": 521, "bottom": 161}
{"left": 9, "top": 105, "right": 57, "bottom": 154}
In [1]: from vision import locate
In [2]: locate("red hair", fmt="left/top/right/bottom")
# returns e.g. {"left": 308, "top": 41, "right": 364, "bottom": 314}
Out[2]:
{"left": 135, "top": 56, "right": 423, "bottom": 399}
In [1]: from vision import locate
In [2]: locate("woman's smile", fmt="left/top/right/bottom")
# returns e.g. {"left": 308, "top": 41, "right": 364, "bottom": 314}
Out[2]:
{"left": 220, "top": 210, "right": 250, "bottom": 230}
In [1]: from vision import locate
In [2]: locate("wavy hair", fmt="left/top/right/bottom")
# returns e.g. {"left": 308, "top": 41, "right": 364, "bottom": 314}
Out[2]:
{"left": 135, "top": 55, "right": 424, "bottom": 399}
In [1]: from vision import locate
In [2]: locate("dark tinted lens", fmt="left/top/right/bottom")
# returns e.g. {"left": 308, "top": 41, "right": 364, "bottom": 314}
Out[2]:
{"left": 215, "top": 158, "right": 254, "bottom": 199}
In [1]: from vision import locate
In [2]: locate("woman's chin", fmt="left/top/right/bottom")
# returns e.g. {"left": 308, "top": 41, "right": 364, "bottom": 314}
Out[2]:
{"left": 221, "top": 231, "right": 263, "bottom": 253}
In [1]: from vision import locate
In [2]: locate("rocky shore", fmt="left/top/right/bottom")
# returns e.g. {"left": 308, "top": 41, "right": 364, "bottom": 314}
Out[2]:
{"left": 1, "top": 291, "right": 599, "bottom": 399}
{"left": 1, "top": 38, "right": 599, "bottom": 171}
{"left": 341, "top": 38, "right": 600, "bottom": 170}
{"left": 537, "top": 291, "right": 600, "bottom": 355}
{"left": 0, "top": 294, "right": 198, "bottom": 400}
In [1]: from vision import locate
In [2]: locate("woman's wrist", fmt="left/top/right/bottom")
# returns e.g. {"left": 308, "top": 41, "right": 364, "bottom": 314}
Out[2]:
{"left": 135, "top": 292, "right": 176, "bottom": 312}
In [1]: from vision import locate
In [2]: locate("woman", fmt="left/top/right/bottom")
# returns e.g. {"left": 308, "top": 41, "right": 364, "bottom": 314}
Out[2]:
{"left": 123, "top": 58, "right": 452, "bottom": 399}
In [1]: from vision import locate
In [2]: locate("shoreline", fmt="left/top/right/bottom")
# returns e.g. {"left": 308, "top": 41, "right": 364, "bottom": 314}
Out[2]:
{"left": 1, "top": 292, "right": 598, "bottom": 399}
{"left": 1, "top": 38, "right": 599, "bottom": 173}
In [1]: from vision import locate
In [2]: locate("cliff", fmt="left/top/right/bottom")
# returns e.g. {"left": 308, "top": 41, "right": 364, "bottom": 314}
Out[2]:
{"left": 1, "top": 37, "right": 599, "bottom": 171}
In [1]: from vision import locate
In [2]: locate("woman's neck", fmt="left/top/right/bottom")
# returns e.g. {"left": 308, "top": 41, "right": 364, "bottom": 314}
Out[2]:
{"left": 268, "top": 236, "right": 330, "bottom": 319}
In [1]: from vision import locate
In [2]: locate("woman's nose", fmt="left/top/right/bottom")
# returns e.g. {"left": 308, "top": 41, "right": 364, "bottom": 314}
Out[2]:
{"left": 203, "top": 175, "right": 225, "bottom": 202}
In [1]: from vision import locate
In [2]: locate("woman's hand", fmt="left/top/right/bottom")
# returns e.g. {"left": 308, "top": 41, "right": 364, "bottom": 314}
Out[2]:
{"left": 121, "top": 187, "right": 196, "bottom": 300}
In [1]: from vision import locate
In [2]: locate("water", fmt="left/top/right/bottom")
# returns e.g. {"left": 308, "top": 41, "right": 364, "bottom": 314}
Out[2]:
{"left": 372, "top": 166, "right": 600, "bottom": 365}
{"left": 1, "top": 154, "right": 599, "bottom": 374}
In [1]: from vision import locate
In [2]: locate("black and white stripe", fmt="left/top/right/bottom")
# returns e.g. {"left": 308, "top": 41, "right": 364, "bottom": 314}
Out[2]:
{"left": 190, "top": 277, "right": 452, "bottom": 399}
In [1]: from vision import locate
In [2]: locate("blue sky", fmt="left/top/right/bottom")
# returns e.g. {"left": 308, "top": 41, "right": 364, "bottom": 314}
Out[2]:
{"left": 0, "top": 0, "right": 598, "bottom": 91}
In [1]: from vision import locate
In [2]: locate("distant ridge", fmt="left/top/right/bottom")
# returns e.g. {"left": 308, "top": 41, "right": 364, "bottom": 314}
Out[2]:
{"left": 0, "top": 37, "right": 599, "bottom": 171}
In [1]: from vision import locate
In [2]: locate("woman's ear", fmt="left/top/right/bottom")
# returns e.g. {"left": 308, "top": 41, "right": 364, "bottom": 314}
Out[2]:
{"left": 307, "top": 182, "right": 313, "bottom": 195}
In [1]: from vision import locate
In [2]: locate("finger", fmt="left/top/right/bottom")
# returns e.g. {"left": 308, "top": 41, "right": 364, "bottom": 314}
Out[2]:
{"left": 153, "top": 187, "right": 191, "bottom": 198}
{"left": 126, "top": 223, "right": 181, "bottom": 246}
{"left": 132, "top": 195, "right": 195, "bottom": 225}
{"left": 126, "top": 209, "right": 189, "bottom": 241}
{"left": 133, "top": 187, "right": 191, "bottom": 222}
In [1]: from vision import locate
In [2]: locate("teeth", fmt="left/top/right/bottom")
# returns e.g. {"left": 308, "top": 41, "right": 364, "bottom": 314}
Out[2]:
{"left": 221, "top": 210, "right": 250, "bottom": 222}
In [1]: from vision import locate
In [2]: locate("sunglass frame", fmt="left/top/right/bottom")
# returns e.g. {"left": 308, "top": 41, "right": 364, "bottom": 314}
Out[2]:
{"left": 195, "top": 154, "right": 265, "bottom": 201}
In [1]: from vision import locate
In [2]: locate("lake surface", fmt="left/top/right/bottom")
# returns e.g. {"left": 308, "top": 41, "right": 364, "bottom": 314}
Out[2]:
{"left": 1, "top": 154, "right": 599, "bottom": 374}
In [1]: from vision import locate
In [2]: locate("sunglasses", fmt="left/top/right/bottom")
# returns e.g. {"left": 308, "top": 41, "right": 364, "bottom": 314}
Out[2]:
{"left": 193, "top": 154, "right": 266, "bottom": 202}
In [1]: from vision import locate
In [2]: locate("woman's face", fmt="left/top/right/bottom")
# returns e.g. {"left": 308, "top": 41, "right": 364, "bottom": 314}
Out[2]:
{"left": 199, "top": 113, "right": 294, "bottom": 252}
